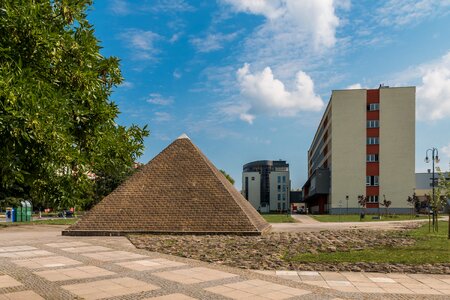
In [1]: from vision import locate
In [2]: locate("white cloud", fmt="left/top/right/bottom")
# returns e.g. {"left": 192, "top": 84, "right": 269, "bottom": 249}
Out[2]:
{"left": 120, "top": 81, "right": 134, "bottom": 89}
{"left": 173, "top": 70, "right": 182, "bottom": 79}
{"left": 109, "top": 0, "right": 130, "bottom": 15}
{"left": 222, "top": 0, "right": 341, "bottom": 49}
{"left": 232, "top": 63, "right": 323, "bottom": 123}
{"left": 346, "top": 83, "right": 363, "bottom": 89}
{"left": 416, "top": 51, "right": 450, "bottom": 121}
{"left": 442, "top": 143, "right": 450, "bottom": 159}
{"left": 153, "top": 112, "right": 173, "bottom": 122}
{"left": 118, "top": 29, "right": 160, "bottom": 60}
{"left": 375, "top": 0, "right": 450, "bottom": 27}
{"left": 190, "top": 32, "right": 240, "bottom": 53}
{"left": 146, "top": 93, "right": 174, "bottom": 105}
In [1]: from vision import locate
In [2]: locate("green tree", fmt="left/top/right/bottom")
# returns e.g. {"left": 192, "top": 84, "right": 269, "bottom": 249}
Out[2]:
{"left": 219, "top": 169, "right": 235, "bottom": 185}
{"left": 0, "top": 0, "right": 149, "bottom": 209}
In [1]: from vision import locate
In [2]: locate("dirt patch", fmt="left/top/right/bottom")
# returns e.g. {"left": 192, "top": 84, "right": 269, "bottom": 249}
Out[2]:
{"left": 129, "top": 226, "right": 448, "bottom": 274}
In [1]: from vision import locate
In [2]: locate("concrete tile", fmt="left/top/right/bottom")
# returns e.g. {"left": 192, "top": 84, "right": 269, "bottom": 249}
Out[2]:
{"left": 116, "top": 258, "right": 186, "bottom": 271}
{"left": 356, "top": 287, "right": 386, "bottom": 293}
{"left": 144, "top": 294, "right": 197, "bottom": 300}
{"left": 275, "top": 271, "right": 298, "bottom": 276}
{"left": 369, "top": 277, "right": 396, "bottom": 283}
{"left": 302, "top": 280, "right": 330, "bottom": 288}
{"left": 82, "top": 250, "right": 147, "bottom": 261}
{"left": 154, "top": 267, "right": 237, "bottom": 284}
{"left": 0, "top": 246, "right": 37, "bottom": 252}
{"left": 0, "top": 291, "right": 44, "bottom": 300}
{"left": 408, "top": 288, "right": 443, "bottom": 295}
{"left": 0, "top": 275, "right": 22, "bottom": 289}
{"left": 45, "top": 241, "right": 91, "bottom": 248}
{"left": 34, "top": 266, "right": 115, "bottom": 281}
{"left": 297, "top": 271, "right": 320, "bottom": 276}
{"left": 62, "top": 277, "right": 159, "bottom": 299}
{"left": 61, "top": 246, "right": 112, "bottom": 253}
{"left": 0, "top": 250, "right": 53, "bottom": 258}
{"left": 326, "top": 280, "right": 352, "bottom": 287}
{"left": 13, "top": 256, "right": 82, "bottom": 269}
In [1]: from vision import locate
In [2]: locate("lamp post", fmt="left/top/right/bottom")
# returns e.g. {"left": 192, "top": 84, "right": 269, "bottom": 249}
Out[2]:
{"left": 425, "top": 148, "right": 439, "bottom": 232}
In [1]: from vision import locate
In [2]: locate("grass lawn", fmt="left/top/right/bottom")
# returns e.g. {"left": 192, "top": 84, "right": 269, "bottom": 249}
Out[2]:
{"left": 285, "top": 221, "right": 450, "bottom": 264}
{"left": 262, "top": 214, "right": 296, "bottom": 223}
{"left": 0, "top": 218, "right": 78, "bottom": 227}
{"left": 312, "top": 214, "right": 429, "bottom": 222}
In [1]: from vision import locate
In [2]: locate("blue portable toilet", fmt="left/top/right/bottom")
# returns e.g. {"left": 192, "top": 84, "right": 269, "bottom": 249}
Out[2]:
{"left": 11, "top": 207, "right": 16, "bottom": 222}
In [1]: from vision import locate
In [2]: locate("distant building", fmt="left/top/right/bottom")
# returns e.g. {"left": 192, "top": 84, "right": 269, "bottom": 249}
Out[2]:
{"left": 242, "top": 160, "right": 290, "bottom": 213}
{"left": 303, "top": 86, "right": 415, "bottom": 214}
{"left": 289, "top": 190, "right": 303, "bottom": 212}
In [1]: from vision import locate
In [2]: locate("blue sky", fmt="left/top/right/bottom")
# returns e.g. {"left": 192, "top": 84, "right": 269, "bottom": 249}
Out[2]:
{"left": 87, "top": 0, "right": 450, "bottom": 190}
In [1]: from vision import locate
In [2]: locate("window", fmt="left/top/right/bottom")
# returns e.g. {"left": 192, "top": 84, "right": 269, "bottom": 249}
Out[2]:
{"left": 367, "top": 103, "right": 379, "bottom": 111}
{"left": 277, "top": 185, "right": 281, "bottom": 191}
{"left": 277, "top": 203, "right": 281, "bottom": 210}
{"left": 277, "top": 176, "right": 281, "bottom": 183}
{"left": 366, "top": 176, "right": 379, "bottom": 186}
{"left": 282, "top": 185, "right": 286, "bottom": 192}
{"left": 282, "top": 176, "right": 286, "bottom": 183}
{"left": 251, "top": 177, "right": 255, "bottom": 180}
{"left": 367, "top": 120, "right": 379, "bottom": 128}
{"left": 367, "top": 154, "right": 379, "bottom": 162}
{"left": 367, "top": 137, "right": 379, "bottom": 145}
{"left": 368, "top": 195, "right": 379, "bottom": 203}
{"left": 282, "top": 194, "right": 286, "bottom": 201}
{"left": 277, "top": 194, "right": 281, "bottom": 200}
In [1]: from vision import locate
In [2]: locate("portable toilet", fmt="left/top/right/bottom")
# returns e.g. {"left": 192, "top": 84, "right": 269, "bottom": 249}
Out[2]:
{"left": 15, "top": 205, "right": 22, "bottom": 222}
{"left": 25, "top": 200, "right": 32, "bottom": 222}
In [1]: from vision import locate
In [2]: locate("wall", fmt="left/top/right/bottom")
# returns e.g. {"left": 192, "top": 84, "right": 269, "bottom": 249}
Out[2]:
{"left": 242, "top": 172, "right": 261, "bottom": 210}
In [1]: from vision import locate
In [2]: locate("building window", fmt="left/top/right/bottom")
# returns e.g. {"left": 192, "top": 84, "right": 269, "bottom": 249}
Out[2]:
{"left": 367, "top": 137, "right": 379, "bottom": 145}
{"left": 367, "top": 154, "right": 379, "bottom": 162}
{"left": 282, "top": 194, "right": 286, "bottom": 201}
{"left": 277, "top": 194, "right": 281, "bottom": 200}
{"left": 368, "top": 195, "right": 379, "bottom": 203}
{"left": 282, "top": 176, "right": 286, "bottom": 183}
{"left": 282, "top": 185, "right": 286, "bottom": 192}
{"left": 277, "top": 203, "right": 281, "bottom": 210}
{"left": 282, "top": 203, "right": 286, "bottom": 210}
{"left": 251, "top": 177, "right": 255, "bottom": 180}
{"left": 277, "top": 185, "right": 281, "bottom": 191}
{"left": 277, "top": 176, "right": 281, "bottom": 183}
{"left": 367, "top": 103, "right": 379, "bottom": 111}
{"left": 367, "top": 120, "right": 379, "bottom": 128}
{"left": 366, "top": 176, "right": 379, "bottom": 186}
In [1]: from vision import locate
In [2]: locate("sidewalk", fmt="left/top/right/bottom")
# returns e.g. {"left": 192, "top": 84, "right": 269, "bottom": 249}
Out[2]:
{"left": 0, "top": 225, "right": 448, "bottom": 299}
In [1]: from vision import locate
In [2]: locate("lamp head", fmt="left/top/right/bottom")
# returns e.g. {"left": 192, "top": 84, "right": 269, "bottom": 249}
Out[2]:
{"left": 425, "top": 156, "right": 429, "bottom": 163}
{"left": 435, "top": 155, "right": 440, "bottom": 163}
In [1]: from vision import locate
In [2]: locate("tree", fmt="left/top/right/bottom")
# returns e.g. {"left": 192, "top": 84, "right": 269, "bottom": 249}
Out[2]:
{"left": 407, "top": 192, "right": 420, "bottom": 217}
{"left": 0, "top": 1, "right": 149, "bottom": 210}
{"left": 357, "top": 195, "right": 367, "bottom": 219}
{"left": 220, "top": 169, "right": 235, "bottom": 185}
{"left": 436, "top": 165, "right": 450, "bottom": 238}
{"left": 381, "top": 194, "right": 392, "bottom": 216}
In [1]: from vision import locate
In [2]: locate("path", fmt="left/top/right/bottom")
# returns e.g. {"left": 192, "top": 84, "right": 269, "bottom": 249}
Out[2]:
{"left": 272, "top": 216, "right": 439, "bottom": 232}
{"left": 0, "top": 225, "right": 448, "bottom": 299}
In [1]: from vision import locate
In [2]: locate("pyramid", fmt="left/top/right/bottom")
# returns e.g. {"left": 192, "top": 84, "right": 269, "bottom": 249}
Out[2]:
{"left": 63, "top": 134, "right": 271, "bottom": 236}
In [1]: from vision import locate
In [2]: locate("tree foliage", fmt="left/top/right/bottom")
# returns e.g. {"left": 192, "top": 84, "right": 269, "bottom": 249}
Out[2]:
{"left": 219, "top": 169, "right": 235, "bottom": 185}
{"left": 0, "top": 0, "right": 149, "bottom": 209}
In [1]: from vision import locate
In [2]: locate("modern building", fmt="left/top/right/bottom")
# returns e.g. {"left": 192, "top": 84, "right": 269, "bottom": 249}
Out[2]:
{"left": 303, "top": 86, "right": 415, "bottom": 214}
{"left": 242, "top": 160, "right": 290, "bottom": 213}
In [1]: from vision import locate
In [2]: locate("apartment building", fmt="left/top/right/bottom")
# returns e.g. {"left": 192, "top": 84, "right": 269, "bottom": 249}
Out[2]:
{"left": 242, "top": 160, "right": 290, "bottom": 213}
{"left": 302, "top": 86, "right": 415, "bottom": 214}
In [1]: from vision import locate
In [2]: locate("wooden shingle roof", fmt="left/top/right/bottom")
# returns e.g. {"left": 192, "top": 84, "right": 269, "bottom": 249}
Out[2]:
{"left": 63, "top": 135, "right": 271, "bottom": 236}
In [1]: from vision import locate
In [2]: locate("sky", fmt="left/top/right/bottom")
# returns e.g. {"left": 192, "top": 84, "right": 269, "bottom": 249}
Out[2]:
{"left": 87, "top": 0, "right": 450, "bottom": 190}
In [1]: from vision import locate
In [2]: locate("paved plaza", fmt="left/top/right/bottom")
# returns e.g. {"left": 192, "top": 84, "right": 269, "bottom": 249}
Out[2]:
{"left": 0, "top": 225, "right": 448, "bottom": 299}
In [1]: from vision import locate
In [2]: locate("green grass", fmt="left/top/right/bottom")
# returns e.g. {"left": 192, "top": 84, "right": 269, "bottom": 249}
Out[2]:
{"left": 262, "top": 214, "right": 296, "bottom": 223}
{"left": 312, "top": 214, "right": 429, "bottom": 222}
{"left": 285, "top": 221, "right": 450, "bottom": 264}
{"left": 0, "top": 218, "right": 78, "bottom": 227}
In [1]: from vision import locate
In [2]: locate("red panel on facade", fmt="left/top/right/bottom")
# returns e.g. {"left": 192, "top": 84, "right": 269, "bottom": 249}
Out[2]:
{"left": 367, "top": 89, "right": 380, "bottom": 103}
{"left": 366, "top": 203, "right": 379, "bottom": 208}
{"left": 366, "top": 128, "right": 379, "bottom": 137}
{"left": 366, "top": 144, "right": 379, "bottom": 153}
{"left": 366, "top": 162, "right": 379, "bottom": 175}
{"left": 366, "top": 110, "right": 380, "bottom": 120}
{"left": 366, "top": 186, "right": 379, "bottom": 195}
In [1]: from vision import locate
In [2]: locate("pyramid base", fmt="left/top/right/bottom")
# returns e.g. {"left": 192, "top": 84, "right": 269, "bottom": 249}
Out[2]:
{"left": 62, "top": 226, "right": 271, "bottom": 237}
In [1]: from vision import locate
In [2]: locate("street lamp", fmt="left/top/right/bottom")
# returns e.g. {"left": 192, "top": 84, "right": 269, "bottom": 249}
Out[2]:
{"left": 425, "top": 148, "right": 439, "bottom": 232}
{"left": 346, "top": 195, "right": 349, "bottom": 215}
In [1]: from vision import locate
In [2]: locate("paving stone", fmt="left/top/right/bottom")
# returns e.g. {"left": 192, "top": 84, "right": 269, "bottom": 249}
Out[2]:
{"left": 116, "top": 258, "right": 186, "bottom": 271}
{"left": 62, "top": 277, "right": 159, "bottom": 299}
{"left": 45, "top": 241, "right": 92, "bottom": 248}
{"left": 0, "top": 291, "right": 44, "bottom": 300}
{"left": 0, "top": 246, "right": 37, "bottom": 253}
{"left": 82, "top": 250, "right": 147, "bottom": 261}
{"left": 0, "top": 275, "right": 22, "bottom": 289}
{"left": 0, "top": 250, "right": 53, "bottom": 258}
{"left": 154, "top": 267, "right": 237, "bottom": 284}
{"left": 61, "top": 246, "right": 112, "bottom": 253}
{"left": 144, "top": 293, "right": 197, "bottom": 300}
{"left": 13, "top": 256, "right": 82, "bottom": 269}
{"left": 34, "top": 265, "right": 115, "bottom": 281}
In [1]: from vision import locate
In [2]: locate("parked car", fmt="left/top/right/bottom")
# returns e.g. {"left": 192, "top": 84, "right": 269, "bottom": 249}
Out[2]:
{"left": 57, "top": 210, "right": 74, "bottom": 218}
